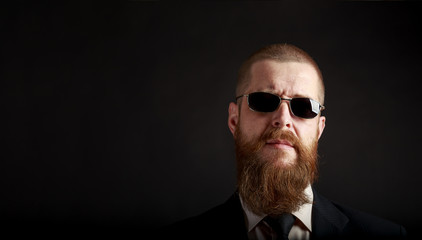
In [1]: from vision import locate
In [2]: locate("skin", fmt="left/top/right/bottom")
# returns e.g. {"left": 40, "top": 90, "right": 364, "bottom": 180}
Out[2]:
{"left": 228, "top": 60, "right": 326, "bottom": 166}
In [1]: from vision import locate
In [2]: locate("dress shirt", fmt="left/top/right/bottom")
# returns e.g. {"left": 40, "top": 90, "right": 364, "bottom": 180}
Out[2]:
{"left": 240, "top": 184, "right": 313, "bottom": 240}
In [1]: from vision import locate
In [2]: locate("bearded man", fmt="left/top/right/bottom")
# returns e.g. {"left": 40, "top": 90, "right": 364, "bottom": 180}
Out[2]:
{"left": 161, "top": 43, "right": 406, "bottom": 240}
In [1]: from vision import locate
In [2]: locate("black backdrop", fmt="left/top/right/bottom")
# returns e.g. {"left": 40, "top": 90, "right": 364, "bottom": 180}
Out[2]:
{"left": 2, "top": 1, "right": 421, "bottom": 238}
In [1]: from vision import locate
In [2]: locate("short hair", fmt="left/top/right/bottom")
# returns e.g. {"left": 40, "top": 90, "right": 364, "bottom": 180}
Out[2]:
{"left": 236, "top": 43, "right": 325, "bottom": 104}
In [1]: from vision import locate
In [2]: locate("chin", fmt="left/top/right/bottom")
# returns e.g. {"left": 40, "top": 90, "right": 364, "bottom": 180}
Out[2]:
{"left": 274, "top": 158, "right": 296, "bottom": 168}
{"left": 264, "top": 150, "right": 297, "bottom": 168}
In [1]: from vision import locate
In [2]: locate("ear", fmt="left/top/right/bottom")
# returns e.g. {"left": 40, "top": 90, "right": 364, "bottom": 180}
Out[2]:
{"left": 228, "top": 102, "right": 239, "bottom": 136}
{"left": 317, "top": 116, "right": 326, "bottom": 140}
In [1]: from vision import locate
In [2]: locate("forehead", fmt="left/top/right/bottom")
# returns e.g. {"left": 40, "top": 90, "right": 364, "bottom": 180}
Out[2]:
{"left": 247, "top": 60, "right": 321, "bottom": 99}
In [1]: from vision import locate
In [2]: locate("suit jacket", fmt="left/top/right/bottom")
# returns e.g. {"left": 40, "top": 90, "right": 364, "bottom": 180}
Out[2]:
{"left": 161, "top": 190, "right": 407, "bottom": 239}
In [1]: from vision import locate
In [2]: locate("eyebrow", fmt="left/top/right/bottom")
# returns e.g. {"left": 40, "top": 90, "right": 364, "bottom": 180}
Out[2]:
{"left": 253, "top": 87, "right": 313, "bottom": 100}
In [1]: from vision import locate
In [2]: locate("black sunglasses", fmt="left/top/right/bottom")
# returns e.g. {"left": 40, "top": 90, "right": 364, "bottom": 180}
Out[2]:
{"left": 236, "top": 92, "right": 325, "bottom": 119}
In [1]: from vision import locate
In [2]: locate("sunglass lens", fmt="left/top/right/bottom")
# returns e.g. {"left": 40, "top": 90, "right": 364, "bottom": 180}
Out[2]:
{"left": 290, "top": 98, "right": 319, "bottom": 119}
{"left": 248, "top": 92, "right": 280, "bottom": 112}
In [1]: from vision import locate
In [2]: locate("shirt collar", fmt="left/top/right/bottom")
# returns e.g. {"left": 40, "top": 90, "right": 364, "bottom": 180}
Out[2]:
{"left": 240, "top": 184, "right": 314, "bottom": 232}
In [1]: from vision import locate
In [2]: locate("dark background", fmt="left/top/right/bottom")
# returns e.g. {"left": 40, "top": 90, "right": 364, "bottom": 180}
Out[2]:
{"left": 1, "top": 1, "right": 421, "bottom": 238}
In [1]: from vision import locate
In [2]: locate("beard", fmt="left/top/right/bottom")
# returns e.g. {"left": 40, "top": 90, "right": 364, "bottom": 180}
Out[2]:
{"left": 235, "top": 126, "right": 319, "bottom": 216}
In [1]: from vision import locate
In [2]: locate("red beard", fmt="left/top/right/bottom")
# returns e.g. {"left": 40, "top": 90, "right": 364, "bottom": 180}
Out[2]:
{"left": 235, "top": 127, "right": 318, "bottom": 216}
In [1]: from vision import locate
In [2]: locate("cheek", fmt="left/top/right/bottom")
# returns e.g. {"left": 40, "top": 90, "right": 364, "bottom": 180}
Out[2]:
{"left": 239, "top": 113, "right": 268, "bottom": 140}
{"left": 239, "top": 119, "right": 262, "bottom": 140}
{"left": 295, "top": 122, "right": 320, "bottom": 144}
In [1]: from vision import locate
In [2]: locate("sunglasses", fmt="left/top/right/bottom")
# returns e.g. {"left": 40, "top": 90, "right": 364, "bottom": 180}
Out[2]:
{"left": 236, "top": 92, "right": 325, "bottom": 119}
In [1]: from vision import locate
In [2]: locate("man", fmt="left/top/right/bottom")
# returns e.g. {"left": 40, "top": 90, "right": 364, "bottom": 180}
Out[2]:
{"left": 161, "top": 43, "right": 406, "bottom": 239}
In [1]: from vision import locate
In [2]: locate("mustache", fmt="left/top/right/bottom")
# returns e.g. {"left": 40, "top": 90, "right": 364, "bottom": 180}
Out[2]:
{"left": 260, "top": 128, "right": 299, "bottom": 149}
{"left": 245, "top": 128, "right": 300, "bottom": 154}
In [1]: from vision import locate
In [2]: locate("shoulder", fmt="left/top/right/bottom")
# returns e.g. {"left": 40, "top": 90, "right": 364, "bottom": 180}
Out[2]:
{"left": 159, "top": 193, "right": 248, "bottom": 240}
{"left": 333, "top": 201, "right": 407, "bottom": 237}
{"left": 312, "top": 190, "right": 407, "bottom": 239}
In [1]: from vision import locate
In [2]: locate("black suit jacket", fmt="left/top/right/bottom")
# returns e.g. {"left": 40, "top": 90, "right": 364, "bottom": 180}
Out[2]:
{"left": 161, "top": 190, "right": 406, "bottom": 239}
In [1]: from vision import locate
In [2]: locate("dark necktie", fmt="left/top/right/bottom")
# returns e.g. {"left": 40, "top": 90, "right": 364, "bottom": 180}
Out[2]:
{"left": 264, "top": 213, "right": 296, "bottom": 240}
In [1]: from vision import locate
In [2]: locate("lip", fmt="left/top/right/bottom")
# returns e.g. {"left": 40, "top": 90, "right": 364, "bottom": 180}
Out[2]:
{"left": 266, "top": 139, "right": 294, "bottom": 149}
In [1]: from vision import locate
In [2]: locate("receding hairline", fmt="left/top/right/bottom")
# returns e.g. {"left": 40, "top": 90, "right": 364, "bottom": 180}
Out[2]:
{"left": 236, "top": 44, "right": 325, "bottom": 105}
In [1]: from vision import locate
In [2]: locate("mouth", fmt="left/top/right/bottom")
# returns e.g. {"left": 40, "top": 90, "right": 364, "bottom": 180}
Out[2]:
{"left": 265, "top": 139, "right": 294, "bottom": 149}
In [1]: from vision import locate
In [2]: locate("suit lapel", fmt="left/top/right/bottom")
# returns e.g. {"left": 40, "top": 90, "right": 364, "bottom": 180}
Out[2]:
{"left": 220, "top": 192, "right": 249, "bottom": 240}
{"left": 311, "top": 189, "right": 350, "bottom": 238}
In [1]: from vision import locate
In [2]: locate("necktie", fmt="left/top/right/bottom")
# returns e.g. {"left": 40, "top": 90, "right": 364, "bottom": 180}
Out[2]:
{"left": 264, "top": 213, "right": 296, "bottom": 240}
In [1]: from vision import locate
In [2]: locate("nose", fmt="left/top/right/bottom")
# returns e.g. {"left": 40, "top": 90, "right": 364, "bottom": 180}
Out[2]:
{"left": 271, "top": 101, "right": 292, "bottom": 128}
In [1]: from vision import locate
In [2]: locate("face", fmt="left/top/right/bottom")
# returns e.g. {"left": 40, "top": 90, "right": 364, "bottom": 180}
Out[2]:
{"left": 228, "top": 60, "right": 326, "bottom": 167}
{"left": 228, "top": 60, "right": 326, "bottom": 215}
